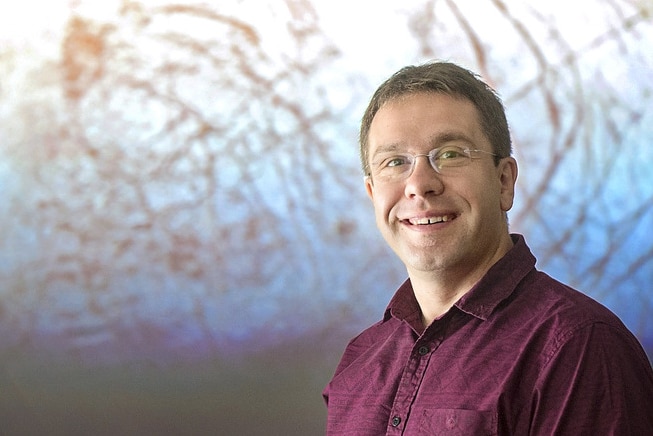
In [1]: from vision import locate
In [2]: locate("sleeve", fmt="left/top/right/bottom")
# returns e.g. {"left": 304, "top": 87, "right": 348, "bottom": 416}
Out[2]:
{"left": 530, "top": 321, "right": 653, "bottom": 435}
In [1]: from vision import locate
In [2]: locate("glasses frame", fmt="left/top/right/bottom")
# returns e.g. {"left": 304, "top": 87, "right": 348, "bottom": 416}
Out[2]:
{"left": 367, "top": 146, "right": 499, "bottom": 182}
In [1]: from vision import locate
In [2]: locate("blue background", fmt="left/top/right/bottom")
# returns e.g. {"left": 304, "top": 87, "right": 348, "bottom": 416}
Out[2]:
{"left": 1, "top": 1, "right": 651, "bottom": 434}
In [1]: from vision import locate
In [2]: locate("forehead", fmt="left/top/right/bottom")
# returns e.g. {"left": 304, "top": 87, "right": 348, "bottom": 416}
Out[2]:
{"left": 368, "top": 92, "right": 486, "bottom": 155}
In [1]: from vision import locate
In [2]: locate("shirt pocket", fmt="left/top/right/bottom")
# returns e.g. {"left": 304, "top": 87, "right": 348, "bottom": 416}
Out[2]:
{"left": 418, "top": 408, "right": 497, "bottom": 435}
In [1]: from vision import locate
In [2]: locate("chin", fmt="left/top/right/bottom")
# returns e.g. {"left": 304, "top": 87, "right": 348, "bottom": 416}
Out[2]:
{"left": 401, "top": 253, "right": 447, "bottom": 273}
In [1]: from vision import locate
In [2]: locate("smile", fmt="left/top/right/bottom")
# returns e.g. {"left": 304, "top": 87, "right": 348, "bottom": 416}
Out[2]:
{"left": 406, "top": 214, "right": 456, "bottom": 225}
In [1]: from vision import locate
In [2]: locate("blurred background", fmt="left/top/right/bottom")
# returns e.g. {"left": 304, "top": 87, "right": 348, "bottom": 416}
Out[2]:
{"left": 1, "top": 0, "right": 652, "bottom": 434}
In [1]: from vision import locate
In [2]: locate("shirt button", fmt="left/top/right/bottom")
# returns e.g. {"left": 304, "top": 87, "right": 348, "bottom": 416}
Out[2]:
{"left": 418, "top": 345, "right": 430, "bottom": 356}
{"left": 391, "top": 416, "right": 401, "bottom": 427}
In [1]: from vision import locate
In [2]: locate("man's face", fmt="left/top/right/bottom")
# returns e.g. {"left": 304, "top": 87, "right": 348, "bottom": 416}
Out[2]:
{"left": 365, "top": 92, "right": 517, "bottom": 278}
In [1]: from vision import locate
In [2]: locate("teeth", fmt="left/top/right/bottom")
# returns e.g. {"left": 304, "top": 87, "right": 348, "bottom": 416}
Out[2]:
{"left": 409, "top": 215, "right": 453, "bottom": 225}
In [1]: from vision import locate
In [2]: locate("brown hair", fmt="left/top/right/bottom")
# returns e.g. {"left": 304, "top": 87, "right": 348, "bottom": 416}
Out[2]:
{"left": 359, "top": 61, "right": 512, "bottom": 175}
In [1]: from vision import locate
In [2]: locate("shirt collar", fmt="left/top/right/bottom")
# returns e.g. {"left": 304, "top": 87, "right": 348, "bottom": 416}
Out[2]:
{"left": 385, "top": 234, "right": 536, "bottom": 324}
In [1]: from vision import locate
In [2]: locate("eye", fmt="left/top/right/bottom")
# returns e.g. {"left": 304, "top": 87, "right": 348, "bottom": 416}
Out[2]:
{"left": 436, "top": 146, "right": 467, "bottom": 160}
{"left": 382, "top": 155, "right": 410, "bottom": 168}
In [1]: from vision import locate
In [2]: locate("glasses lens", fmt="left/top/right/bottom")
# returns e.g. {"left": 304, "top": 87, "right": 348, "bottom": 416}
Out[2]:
{"left": 431, "top": 146, "right": 471, "bottom": 170}
{"left": 373, "top": 154, "right": 414, "bottom": 180}
{"left": 372, "top": 146, "right": 474, "bottom": 182}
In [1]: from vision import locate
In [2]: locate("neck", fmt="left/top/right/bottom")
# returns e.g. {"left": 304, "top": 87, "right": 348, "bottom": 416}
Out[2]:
{"left": 408, "top": 272, "right": 473, "bottom": 327}
{"left": 409, "top": 233, "right": 515, "bottom": 327}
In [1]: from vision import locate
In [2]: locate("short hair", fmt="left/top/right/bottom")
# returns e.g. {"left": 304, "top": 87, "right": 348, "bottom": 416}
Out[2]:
{"left": 359, "top": 61, "right": 512, "bottom": 175}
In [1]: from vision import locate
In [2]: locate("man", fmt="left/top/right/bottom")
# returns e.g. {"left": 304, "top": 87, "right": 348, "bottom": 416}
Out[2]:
{"left": 323, "top": 61, "right": 653, "bottom": 435}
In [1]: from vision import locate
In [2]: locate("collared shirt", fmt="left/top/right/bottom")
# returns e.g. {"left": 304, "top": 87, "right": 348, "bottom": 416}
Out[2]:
{"left": 323, "top": 235, "right": 653, "bottom": 435}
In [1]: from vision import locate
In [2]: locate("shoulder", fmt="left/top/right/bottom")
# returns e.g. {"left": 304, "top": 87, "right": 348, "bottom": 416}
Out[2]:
{"left": 340, "top": 316, "right": 403, "bottom": 356}
{"left": 514, "top": 269, "right": 627, "bottom": 328}
{"left": 510, "top": 269, "right": 649, "bottom": 365}
{"left": 500, "top": 271, "right": 653, "bottom": 432}
{"left": 330, "top": 316, "right": 409, "bottom": 377}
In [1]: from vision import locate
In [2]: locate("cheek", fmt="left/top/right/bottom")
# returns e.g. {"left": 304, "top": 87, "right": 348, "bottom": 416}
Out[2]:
{"left": 370, "top": 188, "right": 400, "bottom": 222}
{"left": 476, "top": 178, "right": 505, "bottom": 218}
{"left": 454, "top": 179, "right": 496, "bottom": 218}
{"left": 372, "top": 196, "right": 392, "bottom": 225}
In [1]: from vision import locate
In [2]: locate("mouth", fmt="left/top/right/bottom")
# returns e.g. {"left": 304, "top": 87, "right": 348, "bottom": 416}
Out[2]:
{"left": 404, "top": 214, "right": 457, "bottom": 226}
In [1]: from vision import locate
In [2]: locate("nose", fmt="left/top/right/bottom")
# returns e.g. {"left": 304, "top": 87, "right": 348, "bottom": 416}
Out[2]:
{"left": 404, "top": 155, "right": 444, "bottom": 198}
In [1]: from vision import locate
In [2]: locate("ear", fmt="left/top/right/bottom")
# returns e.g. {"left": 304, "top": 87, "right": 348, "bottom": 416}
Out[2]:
{"left": 498, "top": 157, "right": 518, "bottom": 212}
{"left": 365, "top": 176, "right": 375, "bottom": 201}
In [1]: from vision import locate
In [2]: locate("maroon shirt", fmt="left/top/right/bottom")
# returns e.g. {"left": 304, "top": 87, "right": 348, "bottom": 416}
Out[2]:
{"left": 324, "top": 235, "right": 653, "bottom": 435}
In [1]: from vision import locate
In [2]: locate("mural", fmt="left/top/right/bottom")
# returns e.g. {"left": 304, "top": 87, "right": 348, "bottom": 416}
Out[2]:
{"left": 1, "top": 0, "right": 651, "bottom": 434}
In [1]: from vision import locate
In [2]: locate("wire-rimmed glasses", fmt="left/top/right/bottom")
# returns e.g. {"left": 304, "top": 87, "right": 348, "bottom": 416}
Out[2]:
{"left": 369, "top": 145, "right": 498, "bottom": 182}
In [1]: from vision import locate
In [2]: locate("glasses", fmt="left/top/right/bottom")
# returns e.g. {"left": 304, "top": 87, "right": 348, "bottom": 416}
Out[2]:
{"left": 369, "top": 145, "right": 498, "bottom": 182}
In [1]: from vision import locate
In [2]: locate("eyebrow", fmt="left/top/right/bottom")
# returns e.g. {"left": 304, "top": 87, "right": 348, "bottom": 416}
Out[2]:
{"left": 371, "top": 131, "right": 475, "bottom": 158}
{"left": 430, "top": 132, "right": 475, "bottom": 147}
